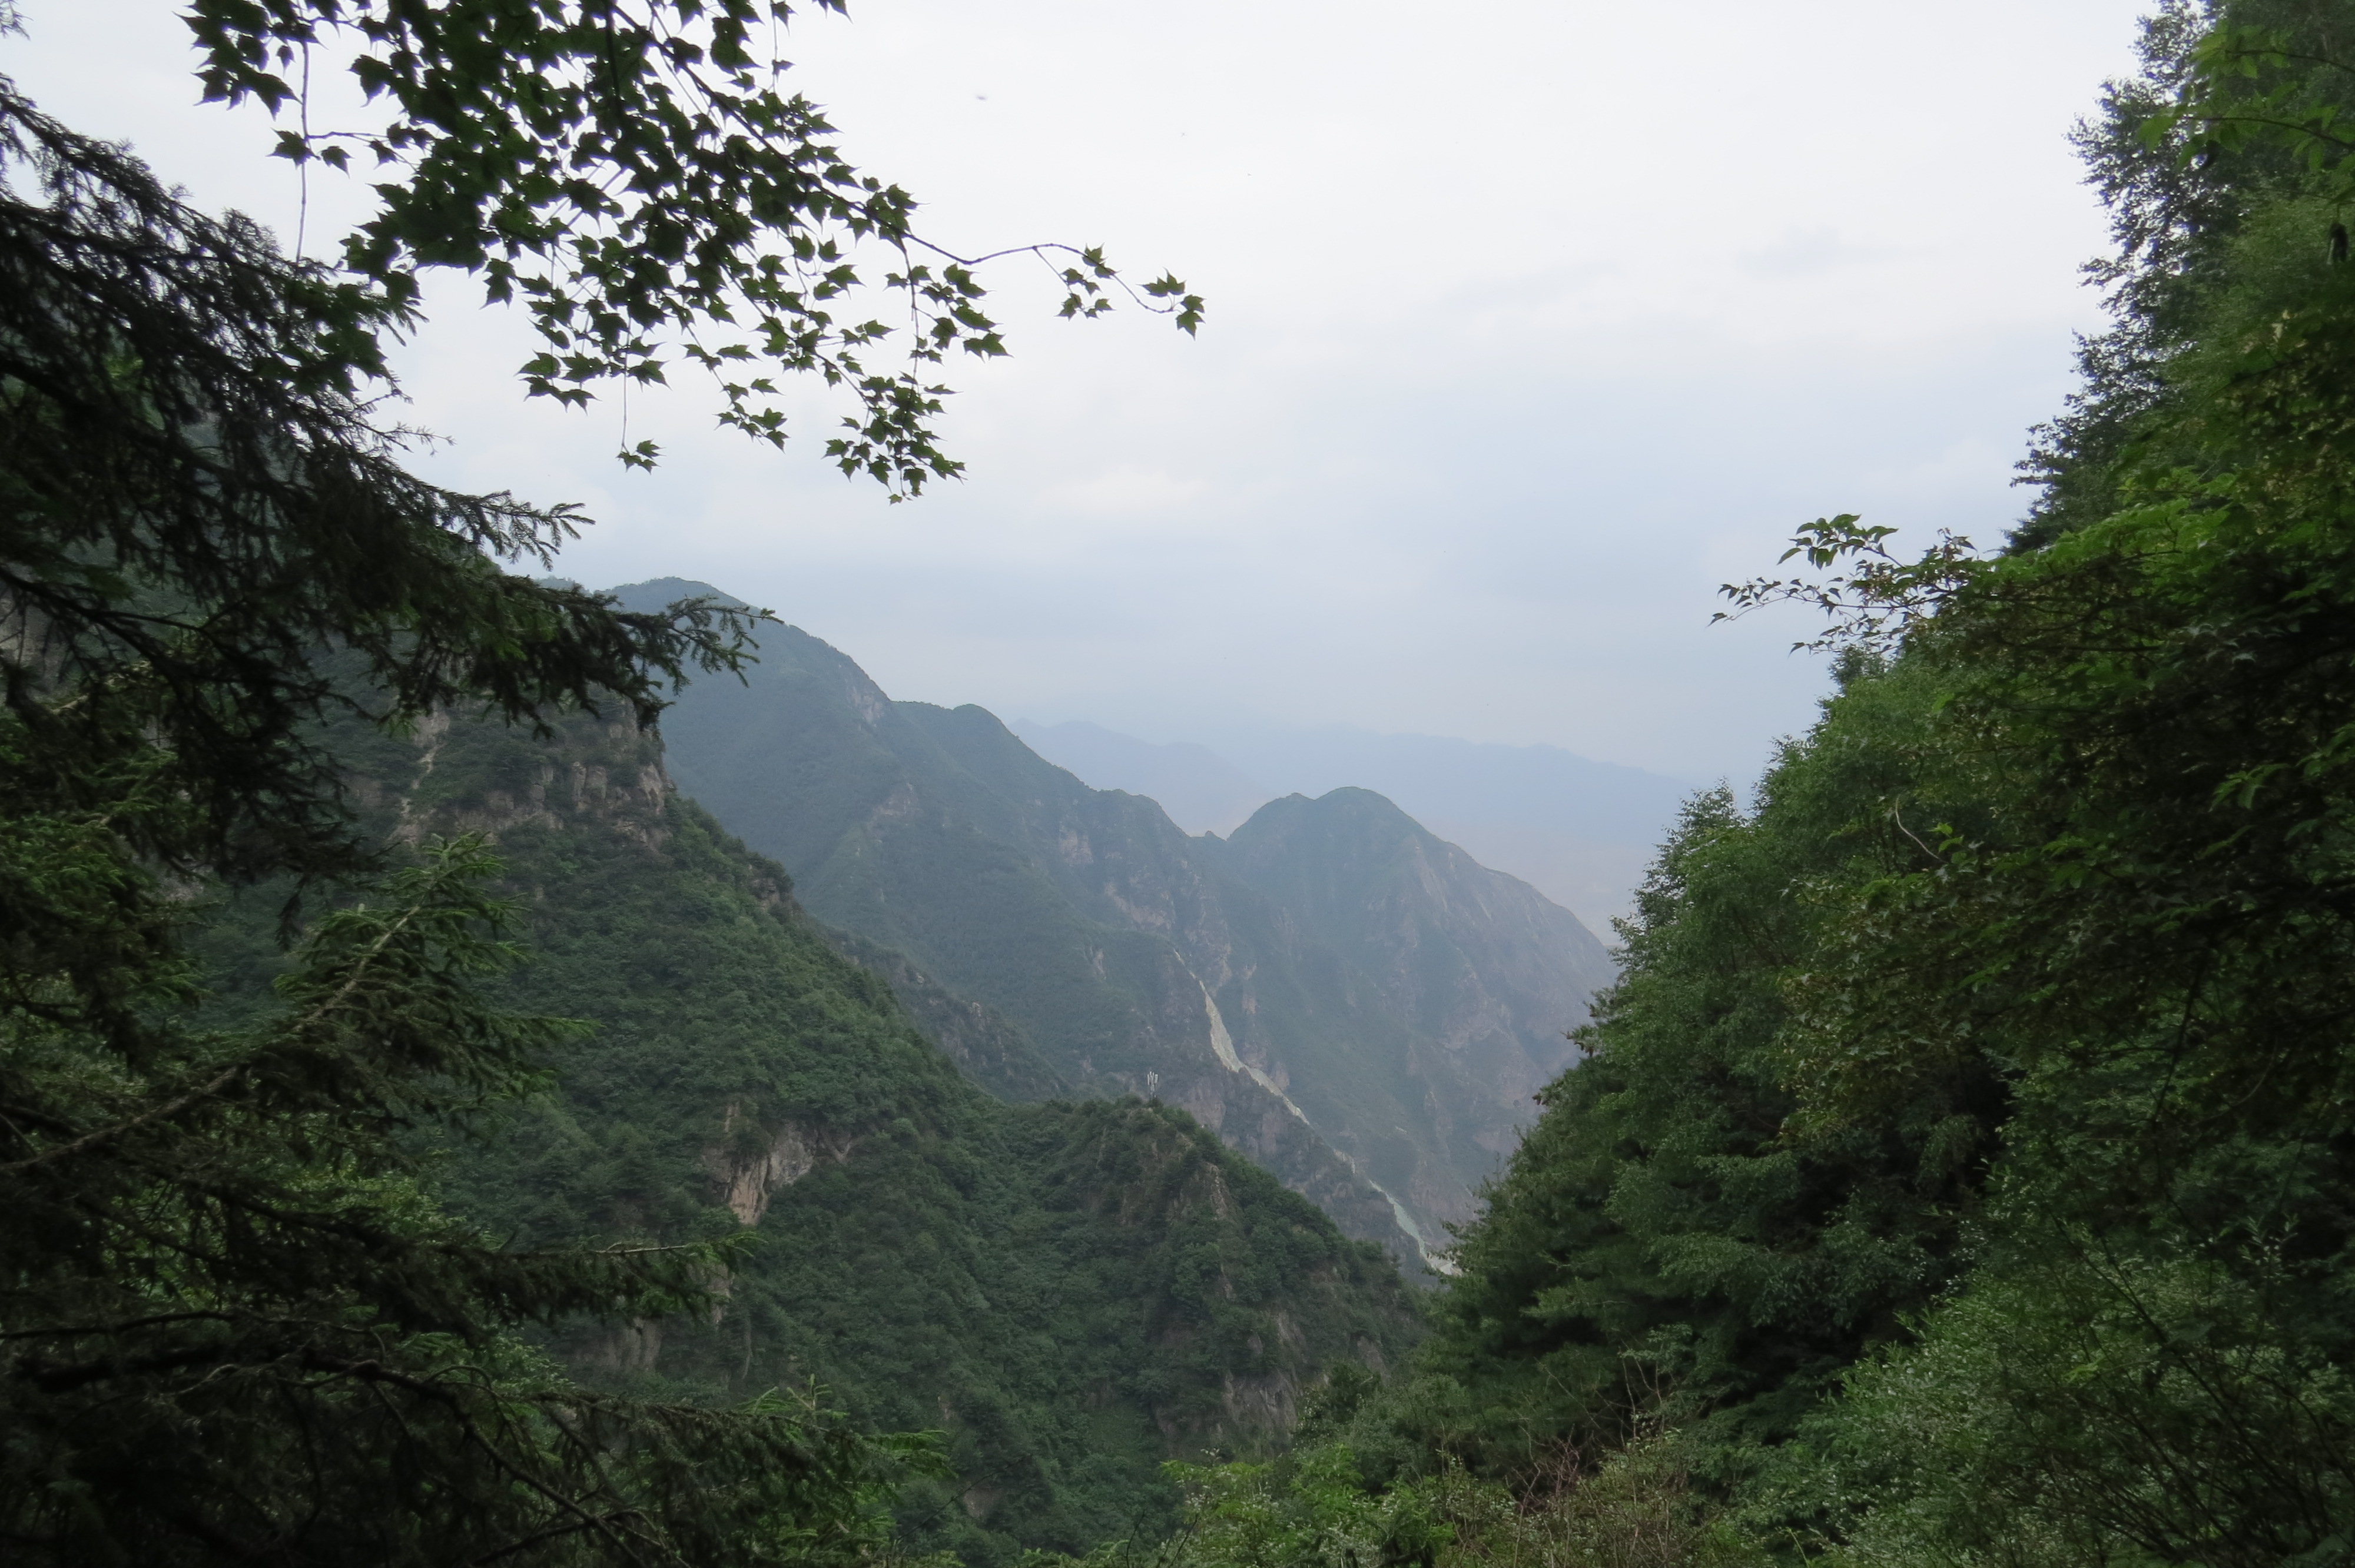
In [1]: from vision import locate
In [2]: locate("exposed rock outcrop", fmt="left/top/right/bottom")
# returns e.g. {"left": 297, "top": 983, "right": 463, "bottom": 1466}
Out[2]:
{"left": 701, "top": 1105, "right": 855, "bottom": 1226}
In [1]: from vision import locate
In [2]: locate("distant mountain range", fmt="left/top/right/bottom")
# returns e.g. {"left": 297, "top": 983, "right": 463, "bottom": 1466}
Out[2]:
{"left": 1009, "top": 719, "right": 1695, "bottom": 928}
{"left": 612, "top": 580, "right": 1615, "bottom": 1263}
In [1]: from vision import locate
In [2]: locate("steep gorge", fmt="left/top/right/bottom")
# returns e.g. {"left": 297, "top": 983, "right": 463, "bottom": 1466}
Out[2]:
{"left": 618, "top": 581, "right": 1615, "bottom": 1255}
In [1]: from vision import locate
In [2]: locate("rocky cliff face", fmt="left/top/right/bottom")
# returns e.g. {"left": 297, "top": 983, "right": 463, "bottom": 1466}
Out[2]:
{"left": 618, "top": 580, "right": 1614, "bottom": 1257}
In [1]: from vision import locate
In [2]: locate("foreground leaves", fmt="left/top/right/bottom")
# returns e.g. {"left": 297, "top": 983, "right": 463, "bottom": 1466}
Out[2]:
{"left": 180, "top": 0, "right": 1202, "bottom": 490}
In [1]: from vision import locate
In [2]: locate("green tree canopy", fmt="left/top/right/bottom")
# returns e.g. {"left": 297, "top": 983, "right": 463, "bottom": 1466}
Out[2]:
{"left": 1324, "top": 6, "right": 2355, "bottom": 1563}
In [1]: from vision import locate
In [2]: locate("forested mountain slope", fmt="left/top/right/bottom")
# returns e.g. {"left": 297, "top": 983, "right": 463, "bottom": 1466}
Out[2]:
{"left": 311, "top": 700, "right": 1425, "bottom": 1566}
{"left": 615, "top": 580, "right": 1612, "bottom": 1258}
{"left": 1133, "top": 10, "right": 2355, "bottom": 1568}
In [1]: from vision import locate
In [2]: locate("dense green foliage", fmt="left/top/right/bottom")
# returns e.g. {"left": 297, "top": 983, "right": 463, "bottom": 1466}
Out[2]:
{"left": 0, "top": 2, "right": 1262, "bottom": 1560}
{"left": 1422, "top": 703, "right": 2001, "bottom": 1496}
{"left": 1040, "top": 1381, "right": 1757, "bottom": 1568}
{"left": 1136, "top": 5, "right": 2355, "bottom": 1565}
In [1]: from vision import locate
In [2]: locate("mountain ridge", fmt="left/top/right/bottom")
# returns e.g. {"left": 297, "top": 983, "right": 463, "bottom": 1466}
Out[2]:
{"left": 1011, "top": 716, "right": 1693, "bottom": 926}
{"left": 613, "top": 580, "right": 1612, "bottom": 1257}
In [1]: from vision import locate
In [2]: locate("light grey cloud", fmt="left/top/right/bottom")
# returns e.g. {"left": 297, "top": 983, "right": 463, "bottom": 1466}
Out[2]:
{"left": 1737, "top": 225, "right": 1890, "bottom": 280}
{"left": 4, "top": 0, "right": 2148, "bottom": 786}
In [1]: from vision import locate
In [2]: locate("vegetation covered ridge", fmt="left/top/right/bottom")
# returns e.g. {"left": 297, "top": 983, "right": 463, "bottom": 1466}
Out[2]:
{"left": 359, "top": 696, "right": 1428, "bottom": 1566}
{"left": 0, "top": 2, "right": 1288, "bottom": 1557}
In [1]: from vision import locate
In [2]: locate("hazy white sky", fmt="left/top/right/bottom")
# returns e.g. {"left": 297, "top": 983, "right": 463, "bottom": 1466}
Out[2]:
{"left": 8, "top": 0, "right": 2150, "bottom": 780}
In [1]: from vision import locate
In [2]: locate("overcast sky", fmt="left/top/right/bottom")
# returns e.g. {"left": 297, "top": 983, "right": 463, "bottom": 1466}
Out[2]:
{"left": 8, "top": 0, "right": 2150, "bottom": 782}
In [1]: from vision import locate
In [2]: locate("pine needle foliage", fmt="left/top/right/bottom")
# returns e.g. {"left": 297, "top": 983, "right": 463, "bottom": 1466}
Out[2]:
{"left": 0, "top": 82, "right": 752, "bottom": 898}
{"left": 0, "top": 79, "right": 922, "bottom": 1566}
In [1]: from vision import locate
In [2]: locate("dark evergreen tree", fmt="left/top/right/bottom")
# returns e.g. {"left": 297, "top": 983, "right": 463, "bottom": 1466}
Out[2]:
{"left": 0, "top": 83, "right": 926, "bottom": 1566}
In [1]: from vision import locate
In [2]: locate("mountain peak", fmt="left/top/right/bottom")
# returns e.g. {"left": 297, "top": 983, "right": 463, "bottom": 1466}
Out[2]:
{"left": 1242, "top": 785, "right": 1419, "bottom": 826}
{"left": 603, "top": 576, "right": 749, "bottom": 614}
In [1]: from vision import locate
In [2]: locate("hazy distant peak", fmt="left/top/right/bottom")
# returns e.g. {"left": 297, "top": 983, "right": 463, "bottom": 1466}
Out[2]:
{"left": 601, "top": 576, "right": 752, "bottom": 613}
{"left": 596, "top": 592, "right": 1680, "bottom": 925}
{"left": 606, "top": 597, "right": 1619, "bottom": 1256}
{"left": 601, "top": 588, "right": 904, "bottom": 735}
{"left": 1036, "top": 720, "right": 1697, "bottom": 926}
{"left": 1229, "top": 786, "right": 1422, "bottom": 844}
